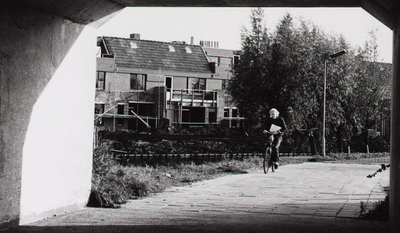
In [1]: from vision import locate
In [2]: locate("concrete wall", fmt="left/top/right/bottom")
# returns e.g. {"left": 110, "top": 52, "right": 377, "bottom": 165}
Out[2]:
{"left": 216, "top": 90, "right": 226, "bottom": 122}
{"left": 109, "top": 73, "right": 131, "bottom": 92}
{"left": 174, "top": 77, "right": 188, "bottom": 90}
{"left": 2, "top": 1, "right": 398, "bottom": 231}
{"left": 0, "top": 2, "right": 96, "bottom": 227}
{"left": 20, "top": 26, "right": 97, "bottom": 224}
{"left": 207, "top": 79, "right": 223, "bottom": 90}
{"left": 391, "top": 3, "right": 400, "bottom": 231}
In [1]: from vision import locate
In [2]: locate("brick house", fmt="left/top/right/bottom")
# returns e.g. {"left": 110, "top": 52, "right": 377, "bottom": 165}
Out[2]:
{"left": 202, "top": 45, "right": 242, "bottom": 128}
{"left": 95, "top": 34, "right": 243, "bottom": 131}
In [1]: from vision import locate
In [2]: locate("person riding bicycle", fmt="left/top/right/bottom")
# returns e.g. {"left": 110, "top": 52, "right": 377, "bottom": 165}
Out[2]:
{"left": 263, "top": 108, "right": 286, "bottom": 169}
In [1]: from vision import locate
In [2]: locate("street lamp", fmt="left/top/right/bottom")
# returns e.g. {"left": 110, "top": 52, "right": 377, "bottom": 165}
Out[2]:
{"left": 322, "top": 50, "right": 347, "bottom": 157}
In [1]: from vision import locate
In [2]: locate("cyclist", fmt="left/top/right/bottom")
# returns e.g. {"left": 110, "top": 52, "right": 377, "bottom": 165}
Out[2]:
{"left": 263, "top": 108, "right": 287, "bottom": 169}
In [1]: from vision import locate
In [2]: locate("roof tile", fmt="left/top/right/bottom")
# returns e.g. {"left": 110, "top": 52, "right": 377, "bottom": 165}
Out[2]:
{"left": 102, "top": 37, "right": 212, "bottom": 74}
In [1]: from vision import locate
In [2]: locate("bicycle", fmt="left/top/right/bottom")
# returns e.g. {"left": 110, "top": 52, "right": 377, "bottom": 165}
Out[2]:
{"left": 263, "top": 131, "right": 278, "bottom": 174}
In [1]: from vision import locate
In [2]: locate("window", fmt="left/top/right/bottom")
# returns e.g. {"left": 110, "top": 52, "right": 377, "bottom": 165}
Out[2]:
{"left": 233, "top": 55, "right": 240, "bottom": 67}
{"left": 94, "top": 103, "right": 105, "bottom": 114}
{"left": 96, "top": 72, "right": 106, "bottom": 89}
{"left": 232, "top": 108, "right": 238, "bottom": 117}
{"left": 166, "top": 77, "right": 172, "bottom": 92}
{"left": 168, "top": 45, "right": 175, "bottom": 52}
{"left": 209, "top": 109, "right": 217, "bottom": 123}
{"left": 130, "top": 74, "right": 147, "bottom": 90}
{"left": 199, "top": 78, "right": 206, "bottom": 90}
{"left": 102, "top": 54, "right": 114, "bottom": 58}
{"left": 222, "top": 80, "right": 228, "bottom": 90}
{"left": 129, "top": 102, "right": 154, "bottom": 116}
{"left": 222, "top": 80, "right": 233, "bottom": 91}
{"left": 117, "top": 104, "right": 124, "bottom": 115}
{"left": 231, "top": 120, "right": 237, "bottom": 128}
{"left": 185, "top": 47, "right": 192, "bottom": 53}
{"left": 128, "top": 103, "right": 136, "bottom": 115}
{"left": 191, "top": 78, "right": 206, "bottom": 90}
{"left": 95, "top": 103, "right": 105, "bottom": 125}
{"left": 130, "top": 42, "right": 137, "bottom": 49}
{"left": 224, "top": 108, "right": 230, "bottom": 118}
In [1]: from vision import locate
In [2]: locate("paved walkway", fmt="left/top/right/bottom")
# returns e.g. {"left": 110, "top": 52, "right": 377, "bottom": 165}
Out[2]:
{"left": 7, "top": 161, "right": 390, "bottom": 233}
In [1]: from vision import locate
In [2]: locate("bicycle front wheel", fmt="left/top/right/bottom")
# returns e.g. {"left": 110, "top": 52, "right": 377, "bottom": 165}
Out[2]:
{"left": 263, "top": 148, "right": 271, "bottom": 174}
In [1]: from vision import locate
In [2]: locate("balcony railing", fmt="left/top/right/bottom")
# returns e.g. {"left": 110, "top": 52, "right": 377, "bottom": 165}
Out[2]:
{"left": 167, "top": 89, "right": 218, "bottom": 107}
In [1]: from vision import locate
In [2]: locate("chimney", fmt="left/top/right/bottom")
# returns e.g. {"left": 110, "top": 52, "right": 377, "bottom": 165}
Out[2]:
{"left": 190, "top": 36, "right": 194, "bottom": 45}
{"left": 130, "top": 33, "right": 140, "bottom": 39}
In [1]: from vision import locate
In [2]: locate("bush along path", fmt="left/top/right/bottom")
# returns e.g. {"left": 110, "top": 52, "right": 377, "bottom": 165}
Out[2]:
{"left": 87, "top": 140, "right": 272, "bottom": 208}
{"left": 359, "top": 186, "right": 389, "bottom": 221}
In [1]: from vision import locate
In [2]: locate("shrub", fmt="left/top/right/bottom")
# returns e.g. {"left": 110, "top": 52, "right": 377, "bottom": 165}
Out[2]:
{"left": 87, "top": 140, "right": 262, "bottom": 208}
{"left": 88, "top": 140, "right": 130, "bottom": 208}
{"left": 360, "top": 186, "right": 389, "bottom": 221}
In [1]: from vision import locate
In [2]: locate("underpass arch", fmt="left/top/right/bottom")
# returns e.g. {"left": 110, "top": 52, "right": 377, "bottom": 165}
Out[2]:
{"left": 0, "top": 1, "right": 398, "bottom": 232}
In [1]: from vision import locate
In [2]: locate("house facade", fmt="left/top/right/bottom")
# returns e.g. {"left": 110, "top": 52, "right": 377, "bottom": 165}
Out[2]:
{"left": 203, "top": 45, "right": 242, "bottom": 128}
{"left": 95, "top": 34, "right": 243, "bottom": 131}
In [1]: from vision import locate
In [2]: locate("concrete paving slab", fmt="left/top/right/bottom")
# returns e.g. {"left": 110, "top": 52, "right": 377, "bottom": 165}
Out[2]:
{"left": 3, "top": 161, "right": 390, "bottom": 233}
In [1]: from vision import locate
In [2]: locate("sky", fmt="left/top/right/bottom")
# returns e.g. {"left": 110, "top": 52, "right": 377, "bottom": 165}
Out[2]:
{"left": 97, "top": 7, "right": 393, "bottom": 63}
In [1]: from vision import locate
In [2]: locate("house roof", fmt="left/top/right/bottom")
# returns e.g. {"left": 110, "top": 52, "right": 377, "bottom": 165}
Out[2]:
{"left": 203, "top": 47, "right": 237, "bottom": 58}
{"left": 101, "top": 36, "right": 212, "bottom": 74}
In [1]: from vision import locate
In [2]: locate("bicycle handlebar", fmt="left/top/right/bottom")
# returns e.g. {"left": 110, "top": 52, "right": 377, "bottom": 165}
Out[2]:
{"left": 263, "top": 130, "right": 279, "bottom": 135}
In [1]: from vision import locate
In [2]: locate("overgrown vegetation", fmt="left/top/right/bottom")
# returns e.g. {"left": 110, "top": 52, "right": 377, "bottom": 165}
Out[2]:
{"left": 88, "top": 139, "right": 271, "bottom": 208}
{"left": 360, "top": 186, "right": 389, "bottom": 221}
{"left": 329, "top": 152, "right": 389, "bottom": 160}
{"left": 99, "top": 130, "right": 389, "bottom": 160}
{"left": 88, "top": 139, "right": 390, "bottom": 223}
{"left": 101, "top": 137, "right": 263, "bottom": 156}
{"left": 230, "top": 8, "right": 391, "bottom": 153}
{"left": 98, "top": 128, "right": 265, "bottom": 154}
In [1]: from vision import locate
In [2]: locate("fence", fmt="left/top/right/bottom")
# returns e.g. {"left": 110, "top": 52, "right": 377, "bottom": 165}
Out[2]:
{"left": 111, "top": 149, "right": 312, "bottom": 161}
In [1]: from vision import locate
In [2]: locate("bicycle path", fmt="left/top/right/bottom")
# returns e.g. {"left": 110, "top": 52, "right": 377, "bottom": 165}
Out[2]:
{"left": 7, "top": 161, "right": 390, "bottom": 233}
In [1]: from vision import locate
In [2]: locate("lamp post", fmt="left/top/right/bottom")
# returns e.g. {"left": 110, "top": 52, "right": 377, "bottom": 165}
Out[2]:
{"left": 322, "top": 50, "right": 346, "bottom": 157}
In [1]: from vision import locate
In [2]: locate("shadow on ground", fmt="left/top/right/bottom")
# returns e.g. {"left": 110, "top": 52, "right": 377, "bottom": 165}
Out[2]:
{"left": 6, "top": 215, "right": 389, "bottom": 233}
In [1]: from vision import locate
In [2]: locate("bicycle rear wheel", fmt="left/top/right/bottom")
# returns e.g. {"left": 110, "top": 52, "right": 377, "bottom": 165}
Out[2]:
{"left": 263, "top": 148, "right": 272, "bottom": 174}
{"left": 270, "top": 157, "right": 275, "bottom": 172}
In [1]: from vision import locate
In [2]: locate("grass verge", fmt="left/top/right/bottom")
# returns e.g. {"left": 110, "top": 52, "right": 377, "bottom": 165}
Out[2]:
{"left": 88, "top": 140, "right": 291, "bottom": 208}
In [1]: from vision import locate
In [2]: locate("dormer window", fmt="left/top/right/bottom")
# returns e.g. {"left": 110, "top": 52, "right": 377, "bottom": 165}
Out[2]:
{"left": 185, "top": 47, "right": 192, "bottom": 53}
{"left": 168, "top": 45, "right": 175, "bottom": 52}
{"left": 130, "top": 42, "right": 137, "bottom": 49}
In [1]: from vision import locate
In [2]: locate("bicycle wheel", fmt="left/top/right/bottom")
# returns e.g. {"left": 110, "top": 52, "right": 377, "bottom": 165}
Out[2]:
{"left": 270, "top": 156, "right": 275, "bottom": 172}
{"left": 263, "top": 147, "right": 271, "bottom": 174}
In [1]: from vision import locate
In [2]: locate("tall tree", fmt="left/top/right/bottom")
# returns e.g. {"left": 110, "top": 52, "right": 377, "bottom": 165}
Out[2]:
{"left": 230, "top": 10, "right": 351, "bottom": 150}
{"left": 348, "top": 29, "right": 391, "bottom": 137}
{"left": 230, "top": 10, "right": 390, "bottom": 153}
{"left": 230, "top": 8, "right": 271, "bottom": 127}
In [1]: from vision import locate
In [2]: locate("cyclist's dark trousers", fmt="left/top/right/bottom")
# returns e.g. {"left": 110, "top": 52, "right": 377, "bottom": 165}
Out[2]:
{"left": 271, "top": 135, "right": 282, "bottom": 162}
